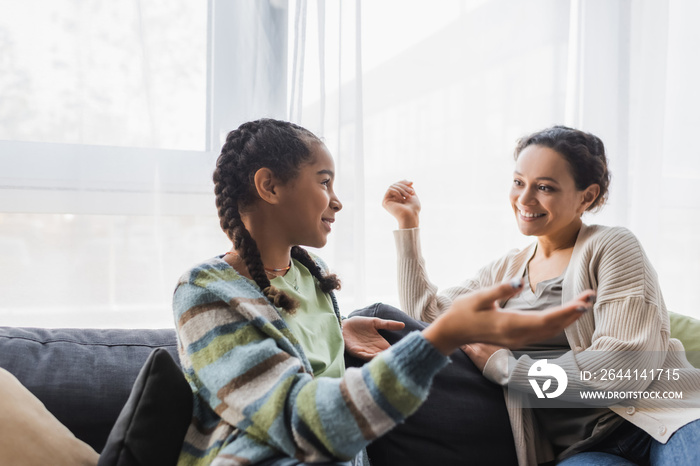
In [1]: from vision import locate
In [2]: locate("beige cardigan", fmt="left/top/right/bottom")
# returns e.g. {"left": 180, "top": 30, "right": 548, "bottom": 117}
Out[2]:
{"left": 394, "top": 224, "right": 700, "bottom": 465}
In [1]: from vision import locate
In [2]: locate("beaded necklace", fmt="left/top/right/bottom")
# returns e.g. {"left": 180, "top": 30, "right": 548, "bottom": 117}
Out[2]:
{"left": 224, "top": 251, "right": 293, "bottom": 280}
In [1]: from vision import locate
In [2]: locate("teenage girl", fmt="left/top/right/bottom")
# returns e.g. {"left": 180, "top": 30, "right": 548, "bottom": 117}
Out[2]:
{"left": 172, "top": 119, "right": 594, "bottom": 466}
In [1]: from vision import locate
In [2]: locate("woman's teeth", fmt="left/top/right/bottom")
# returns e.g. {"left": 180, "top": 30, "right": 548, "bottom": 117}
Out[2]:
{"left": 520, "top": 210, "right": 545, "bottom": 218}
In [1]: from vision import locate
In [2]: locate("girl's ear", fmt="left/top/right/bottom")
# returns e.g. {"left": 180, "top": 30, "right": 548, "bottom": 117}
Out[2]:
{"left": 253, "top": 168, "right": 280, "bottom": 204}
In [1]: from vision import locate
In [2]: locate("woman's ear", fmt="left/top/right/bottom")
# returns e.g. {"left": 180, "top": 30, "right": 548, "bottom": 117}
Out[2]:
{"left": 580, "top": 183, "right": 600, "bottom": 212}
{"left": 253, "top": 168, "right": 280, "bottom": 204}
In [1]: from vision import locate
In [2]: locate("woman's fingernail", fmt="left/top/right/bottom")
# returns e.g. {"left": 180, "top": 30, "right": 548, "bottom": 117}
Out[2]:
{"left": 586, "top": 294, "right": 597, "bottom": 304}
{"left": 510, "top": 278, "right": 523, "bottom": 289}
{"left": 576, "top": 306, "right": 588, "bottom": 313}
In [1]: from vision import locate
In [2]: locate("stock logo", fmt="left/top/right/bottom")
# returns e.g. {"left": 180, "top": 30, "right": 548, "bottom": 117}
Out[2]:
{"left": 528, "top": 359, "right": 568, "bottom": 399}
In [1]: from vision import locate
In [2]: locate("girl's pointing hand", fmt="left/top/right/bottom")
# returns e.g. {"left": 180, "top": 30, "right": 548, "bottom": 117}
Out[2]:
{"left": 423, "top": 279, "right": 594, "bottom": 356}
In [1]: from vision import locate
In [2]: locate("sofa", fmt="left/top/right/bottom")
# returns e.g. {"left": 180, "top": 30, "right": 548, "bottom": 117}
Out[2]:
{"left": 0, "top": 327, "right": 191, "bottom": 466}
{"left": 0, "top": 312, "right": 698, "bottom": 466}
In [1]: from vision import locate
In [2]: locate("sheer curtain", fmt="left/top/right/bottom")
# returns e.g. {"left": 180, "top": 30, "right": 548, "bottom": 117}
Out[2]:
{"left": 1, "top": 0, "right": 698, "bottom": 328}
{"left": 287, "top": 0, "right": 368, "bottom": 309}
{"left": 291, "top": 0, "right": 700, "bottom": 319}
{"left": 293, "top": 0, "right": 573, "bottom": 313}
{"left": 563, "top": 0, "right": 700, "bottom": 318}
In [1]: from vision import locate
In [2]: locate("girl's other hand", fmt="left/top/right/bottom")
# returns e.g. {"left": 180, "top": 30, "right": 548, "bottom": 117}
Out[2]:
{"left": 342, "top": 316, "right": 406, "bottom": 361}
{"left": 382, "top": 180, "right": 421, "bottom": 229}
{"left": 423, "top": 279, "right": 594, "bottom": 356}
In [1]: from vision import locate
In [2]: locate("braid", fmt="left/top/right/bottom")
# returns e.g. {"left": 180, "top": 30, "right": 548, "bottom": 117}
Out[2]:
{"left": 213, "top": 119, "right": 303, "bottom": 313}
{"left": 236, "top": 220, "right": 299, "bottom": 312}
{"left": 291, "top": 246, "right": 341, "bottom": 293}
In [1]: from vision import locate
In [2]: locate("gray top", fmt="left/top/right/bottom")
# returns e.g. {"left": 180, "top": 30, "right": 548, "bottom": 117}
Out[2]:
{"left": 505, "top": 267, "right": 569, "bottom": 352}
{"left": 504, "top": 266, "right": 623, "bottom": 460}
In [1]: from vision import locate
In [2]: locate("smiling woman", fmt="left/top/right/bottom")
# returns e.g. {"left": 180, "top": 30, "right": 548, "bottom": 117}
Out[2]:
{"left": 509, "top": 127, "right": 608, "bottom": 288}
{"left": 383, "top": 125, "right": 700, "bottom": 465}
{"left": 511, "top": 145, "right": 600, "bottom": 245}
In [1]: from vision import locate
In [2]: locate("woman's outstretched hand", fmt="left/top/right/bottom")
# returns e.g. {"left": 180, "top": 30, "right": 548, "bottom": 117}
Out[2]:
{"left": 382, "top": 180, "right": 421, "bottom": 229}
{"left": 422, "top": 279, "right": 595, "bottom": 356}
{"left": 342, "top": 316, "right": 406, "bottom": 361}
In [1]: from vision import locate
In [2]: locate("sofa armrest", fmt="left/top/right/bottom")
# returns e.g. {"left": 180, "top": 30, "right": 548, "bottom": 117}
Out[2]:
{"left": 669, "top": 312, "right": 700, "bottom": 369}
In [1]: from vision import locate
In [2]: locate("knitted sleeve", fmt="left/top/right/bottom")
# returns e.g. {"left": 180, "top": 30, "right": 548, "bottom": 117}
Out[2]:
{"left": 174, "top": 260, "right": 448, "bottom": 463}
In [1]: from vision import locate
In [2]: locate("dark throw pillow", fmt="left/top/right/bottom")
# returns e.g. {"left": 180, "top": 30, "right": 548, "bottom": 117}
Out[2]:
{"left": 97, "top": 348, "right": 193, "bottom": 466}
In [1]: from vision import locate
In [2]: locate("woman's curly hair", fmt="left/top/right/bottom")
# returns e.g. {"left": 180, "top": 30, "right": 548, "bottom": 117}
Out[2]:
{"left": 213, "top": 118, "right": 341, "bottom": 312}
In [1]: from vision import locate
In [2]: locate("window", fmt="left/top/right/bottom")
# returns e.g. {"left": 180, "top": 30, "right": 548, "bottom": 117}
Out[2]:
{"left": 1, "top": 0, "right": 219, "bottom": 328}
{"left": 1, "top": 0, "right": 207, "bottom": 149}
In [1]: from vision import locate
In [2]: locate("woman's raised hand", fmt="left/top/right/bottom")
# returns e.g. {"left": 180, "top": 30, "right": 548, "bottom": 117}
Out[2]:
{"left": 382, "top": 180, "right": 421, "bottom": 229}
{"left": 422, "top": 279, "right": 595, "bottom": 356}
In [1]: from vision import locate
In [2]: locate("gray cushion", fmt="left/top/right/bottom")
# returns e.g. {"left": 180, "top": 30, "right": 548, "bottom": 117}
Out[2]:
{"left": 0, "top": 327, "right": 178, "bottom": 453}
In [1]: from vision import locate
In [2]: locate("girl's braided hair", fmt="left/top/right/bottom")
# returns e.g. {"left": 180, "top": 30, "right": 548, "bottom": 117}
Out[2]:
{"left": 213, "top": 118, "right": 340, "bottom": 312}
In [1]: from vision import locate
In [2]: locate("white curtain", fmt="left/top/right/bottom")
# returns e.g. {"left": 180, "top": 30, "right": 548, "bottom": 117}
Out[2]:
{"left": 287, "top": 0, "right": 368, "bottom": 308}
{"left": 565, "top": 0, "right": 700, "bottom": 318}
{"left": 290, "top": 0, "right": 700, "bottom": 319}
{"left": 2, "top": 0, "right": 698, "bottom": 328}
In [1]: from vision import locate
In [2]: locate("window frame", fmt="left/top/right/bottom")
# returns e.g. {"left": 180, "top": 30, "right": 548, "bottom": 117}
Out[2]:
{"left": 0, "top": 0, "right": 289, "bottom": 217}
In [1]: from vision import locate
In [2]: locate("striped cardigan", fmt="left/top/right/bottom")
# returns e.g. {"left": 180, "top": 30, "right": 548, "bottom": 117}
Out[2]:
{"left": 173, "top": 256, "right": 448, "bottom": 465}
{"left": 394, "top": 224, "right": 700, "bottom": 465}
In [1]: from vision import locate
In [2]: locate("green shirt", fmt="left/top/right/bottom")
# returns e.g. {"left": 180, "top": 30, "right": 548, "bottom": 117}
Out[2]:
{"left": 271, "top": 259, "right": 345, "bottom": 378}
